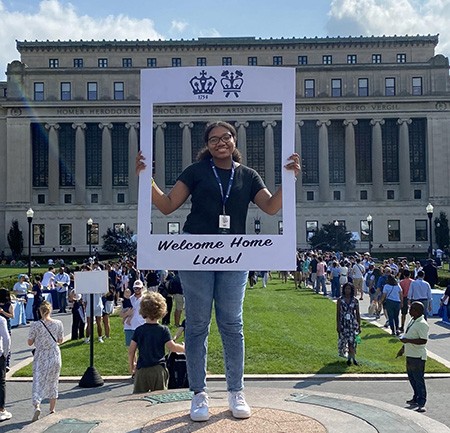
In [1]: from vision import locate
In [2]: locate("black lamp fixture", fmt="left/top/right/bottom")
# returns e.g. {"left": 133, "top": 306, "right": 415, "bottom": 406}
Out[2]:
{"left": 426, "top": 203, "right": 434, "bottom": 258}
{"left": 87, "top": 218, "right": 93, "bottom": 257}
{"left": 26, "top": 208, "right": 34, "bottom": 277}
{"left": 366, "top": 214, "right": 373, "bottom": 256}
{"left": 254, "top": 218, "right": 261, "bottom": 235}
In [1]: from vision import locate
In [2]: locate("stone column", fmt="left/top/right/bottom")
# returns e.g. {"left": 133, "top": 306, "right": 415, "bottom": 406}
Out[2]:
{"left": 99, "top": 123, "right": 113, "bottom": 205}
{"left": 180, "top": 122, "right": 193, "bottom": 170}
{"left": 295, "top": 121, "right": 304, "bottom": 202}
{"left": 45, "top": 123, "right": 60, "bottom": 205}
{"left": 235, "top": 121, "right": 249, "bottom": 165}
{"left": 317, "top": 120, "right": 331, "bottom": 202}
{"left": 72, "top": 123, "right": 86, "bottom": 205}
{"left": 344, "top": 119, "right": 358, "bottom": 201}
{"left": 370, "top": 119, "right": 385, "bottom": 201}
{"left": 263, "top": 120, "right": 276, "bottom": 192}
{"left": 153, "top": 123, "right": 166, "bottom": 187}
{"left": 398, "top": 118, "right": 412, "bottom": 200}
{"left": 126, "top": 122, "right": 140, "bottom": 204}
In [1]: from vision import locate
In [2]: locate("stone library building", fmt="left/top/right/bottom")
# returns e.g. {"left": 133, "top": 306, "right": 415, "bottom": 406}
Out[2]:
{"left": 0, "top": 34, "right": 449, "bottom": 257}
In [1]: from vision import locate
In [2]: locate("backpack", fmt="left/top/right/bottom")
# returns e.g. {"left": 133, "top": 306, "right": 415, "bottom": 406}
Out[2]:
{"left": 167, "top": 274, "right": 182, "bottom": 295}
{"left": 166, "top": 352, "right": 189, "bottom": 389}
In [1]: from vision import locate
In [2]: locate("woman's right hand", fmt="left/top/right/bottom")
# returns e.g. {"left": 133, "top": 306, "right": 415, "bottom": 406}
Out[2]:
{"left": 135, "top": 150, "right": 146, "bottom": 176}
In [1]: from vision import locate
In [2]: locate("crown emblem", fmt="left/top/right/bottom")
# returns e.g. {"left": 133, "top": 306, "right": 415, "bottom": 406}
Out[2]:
{"left": 189, "top": 70, "right": 217, "bottom": 95}
{"left": 220, "top": 70, "right": 244, "bottom": 98}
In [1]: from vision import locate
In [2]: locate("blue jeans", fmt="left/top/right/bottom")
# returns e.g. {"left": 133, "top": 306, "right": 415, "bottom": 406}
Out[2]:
{"left": 406, "top": 357, "right": 427, "bottom": 407}
{"left": 331, "top": 277, "right": 340, "bottom": 298}
{"left": 315, "top": 275, "right": 327, "bottom": 295}
{"left": 179, "top": 270, "right": 248, "bottom": 393}
{"left": 57, "top": 291, "right": 67, "bottom": 312}
{"left": 384, "top": 299, "right": 400, "bottom": 333}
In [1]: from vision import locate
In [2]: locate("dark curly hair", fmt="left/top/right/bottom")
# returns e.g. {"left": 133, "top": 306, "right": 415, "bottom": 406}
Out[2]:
{"left": 342, "top": 282, "right": 355, "bottom": 298}
{"left": 197, "top": 121, "right": 242, "bottom": 162}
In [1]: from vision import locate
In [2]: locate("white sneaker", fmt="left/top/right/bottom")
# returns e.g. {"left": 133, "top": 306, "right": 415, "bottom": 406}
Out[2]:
{"left": 190, "top": 392, "right": 209, "bottom": 422}
{"left": 228, "top": 391, "right": 251, "bottom": 419}
{"left": 0, "top": 409, "right": 12, "bottom": 421}
{"left": 84, "top": 338, "right": 90, "bottom": 344}
{"left": 98, "top": 337, "right": 104, "bottom": 343}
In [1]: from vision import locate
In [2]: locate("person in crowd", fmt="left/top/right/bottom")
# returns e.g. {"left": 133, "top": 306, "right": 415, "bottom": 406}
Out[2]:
{"left": 13, "top": 274, "right": 30, "bottom": 302}
{"left": 309, "top": 254, "right": 318, "bottom": 290}
{"left": 0, "top": 311, "right": 11, "bottom": 422}
{"left": 128, "top": 292, "right": 185, "bottom": 393}
{"left": 68, "top": 289, "right": 85, "bottom": 340}
{"left": 330, "top": 261, "right": 341, "bottom": 299}
{"left": 336, "top": 282, "right": 361, "bottom": 366}
{"left": 388, "top": 258, "right": 399, "bottom": 277}
{"left": 294, "top": 250, "right": 303, "bottom": 289}
{"left": 422, "top": 259, "right": 438, "bottom": 289}
{"left": 315, "top": 256, "right": 327, "bottom": 295}
{"left": 166, "top": 271, "right": 184, "bottom": 327}
{"left": 101, "top": 284, "right": 115, "bottom": 339}
{"left": 0, "top": 289, "right": 13, "bottom": 373}
{"left": 396, "top": 301, "right": 429, "bottom": 413}
{"left": 136, "top": 120, "right": 299, "bottom": 422}
{"left": 145, "top": 270, "right": 160, "bottom": 293}
{"left": 408, "top": 270, "right": 432, "bottom": 319}
{"left": 399, "top": 269, "right": 414, "bottom": 332}
{"left": 413, "top": 261, "right": 423, "bottom": 279}
{"left": 83, "top": 292, "right": 104, "bottom": 344}
{"left": 376, "top": 267, "right": 391, "bottom": 323}
{"left": 338, "top": 260, "right": 349, "bottom": 293}
{"left": 31, "top": 275, "right": 44, "bottom": 321}
{"left": 41, "top": 266, "right": 55, "bottom": 291}
{"left": 440, "top": 284, "right": 450, "bottom": 319}
{"left": 380, "top": 274, "right": 403, "bottom": 336}
{"left": 27, "top": 301, "right": 64, "bottom": 421}
{"left": 352, "top": 257, "right": 365, "bottom": 300}
{"left": 54, "top": 267, "right": 70, "bottom": 313}
{"left": 302, "top": 253, "right": 311, "bottom": 288}
{"left": 121, "top": 280, "right": 146, "bottom": 348}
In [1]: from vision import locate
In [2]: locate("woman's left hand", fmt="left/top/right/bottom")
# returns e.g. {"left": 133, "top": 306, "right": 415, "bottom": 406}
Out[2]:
{"left": 284, "top": 153, "right": 301, "bottom": 177}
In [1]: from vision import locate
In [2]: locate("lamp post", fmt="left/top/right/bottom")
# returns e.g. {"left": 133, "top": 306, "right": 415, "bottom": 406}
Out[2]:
{"left": 26, "top": 208, "right": 34, "bottom": 277}
{"left": 87, "top": 218, "right": 93, "bottom": 257}
{"left": 366, "top": 214, "right": 373, "bottom": 256}
{"left": 426, "top": 203, "right": 434, "bottom": 258}
{"left": 333, "top": 220, "right": 339, "bottom": 251}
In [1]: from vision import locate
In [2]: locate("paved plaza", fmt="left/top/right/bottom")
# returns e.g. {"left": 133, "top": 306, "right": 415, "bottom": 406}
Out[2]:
{"left": 2, "top": 293, "right": 450, "bottom": 433}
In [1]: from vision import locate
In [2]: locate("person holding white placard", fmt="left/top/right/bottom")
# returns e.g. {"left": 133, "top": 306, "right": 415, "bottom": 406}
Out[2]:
{"left": 137, "top": 121, "right": 299, "bottom": 422}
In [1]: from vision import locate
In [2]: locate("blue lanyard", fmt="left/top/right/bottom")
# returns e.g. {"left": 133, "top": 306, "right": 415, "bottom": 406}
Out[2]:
{"left": 209, "top": 158, "right": 235, "bottom": 214}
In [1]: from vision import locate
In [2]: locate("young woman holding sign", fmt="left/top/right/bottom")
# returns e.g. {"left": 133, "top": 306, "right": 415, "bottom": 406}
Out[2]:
{"left": 136, "top": 121, "right": 299, "bottom": 422}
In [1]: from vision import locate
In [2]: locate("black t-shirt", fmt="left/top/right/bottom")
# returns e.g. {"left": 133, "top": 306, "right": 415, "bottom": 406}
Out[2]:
{"left": 310, "top": 258, "right": 318, "bottom": 273}
{"left": 132, "top": 323, "right": 171, "bottom": 369}
{"left": 178, "top": 159, "right": 266, "bottom": 234}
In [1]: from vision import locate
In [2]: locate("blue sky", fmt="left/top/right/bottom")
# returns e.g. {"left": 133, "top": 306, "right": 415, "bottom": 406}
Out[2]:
{"left": 1, "top": 0, "right": 449, "bottom": 79}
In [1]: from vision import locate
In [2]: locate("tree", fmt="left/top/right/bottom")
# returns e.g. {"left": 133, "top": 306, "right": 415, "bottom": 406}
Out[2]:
{"left": 102, "top": 226, "right": 137, "bottom": 256}
{"left": 7, "top": 219, "right": 24, "bottom": 259}
{"left": 435, "top": 211, "right": 450, "bottom": 250}
{"left": 309, "top": 222, "right": 356, "bottom": 252}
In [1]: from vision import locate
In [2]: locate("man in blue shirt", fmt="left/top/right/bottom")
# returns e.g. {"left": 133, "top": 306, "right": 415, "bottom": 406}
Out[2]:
{"left": 54, "top": 266, "right": 70, "bottom": 313}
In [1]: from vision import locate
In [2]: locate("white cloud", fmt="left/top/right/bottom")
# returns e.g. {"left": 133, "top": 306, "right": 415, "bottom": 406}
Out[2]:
{"left": 0, "top": 0, "right": 164, "bottom": 79}
{"left": 327, "top": 0, "right": 450, "bottom": 58}
{"left": 170, "top": 20, "right": 189, "bottom": 34}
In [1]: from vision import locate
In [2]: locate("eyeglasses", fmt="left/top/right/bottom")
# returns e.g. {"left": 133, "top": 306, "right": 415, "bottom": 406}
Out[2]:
{"left": 207, "top": 133, "right": 233, "bottom": 146}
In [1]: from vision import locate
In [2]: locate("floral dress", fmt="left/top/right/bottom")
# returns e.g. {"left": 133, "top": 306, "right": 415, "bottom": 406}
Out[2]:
{"left": 28, "top": 319, "right": 64, "bottom": 405}
{"left": 337, "top": 296, "right": 359, "bottom": 357}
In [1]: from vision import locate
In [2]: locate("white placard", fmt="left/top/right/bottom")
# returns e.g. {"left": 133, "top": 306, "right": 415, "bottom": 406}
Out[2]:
{"left": 74, "top": 270, "right": 109, "bottom": 294}
{"left": 138, "top": 66, "right": 296, "bottom": 270}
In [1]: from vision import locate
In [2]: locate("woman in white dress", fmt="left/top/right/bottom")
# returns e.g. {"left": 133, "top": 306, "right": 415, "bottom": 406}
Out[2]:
{"left": 27, "top": 301, "right": 64, "bottom": 421}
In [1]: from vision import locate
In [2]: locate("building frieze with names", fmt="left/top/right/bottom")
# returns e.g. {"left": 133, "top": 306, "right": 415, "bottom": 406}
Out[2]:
{"left": 5, "top": 100, "right": 449, "bottom": 119}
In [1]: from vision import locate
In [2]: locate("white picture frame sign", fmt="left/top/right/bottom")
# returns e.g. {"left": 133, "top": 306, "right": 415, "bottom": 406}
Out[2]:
{"left": 138, "top": 66, "right": 296, "bottom": 270}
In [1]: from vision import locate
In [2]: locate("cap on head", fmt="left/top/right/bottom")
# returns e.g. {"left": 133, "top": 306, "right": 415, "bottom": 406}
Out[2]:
{"left": 133, "top": 280, "right": 144, "bottom": 289}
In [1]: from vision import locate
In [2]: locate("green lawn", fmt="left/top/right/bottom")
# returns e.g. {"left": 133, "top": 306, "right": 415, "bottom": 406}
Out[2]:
{"left": 14, "top": 275, "right": 449, "bottom": 377}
